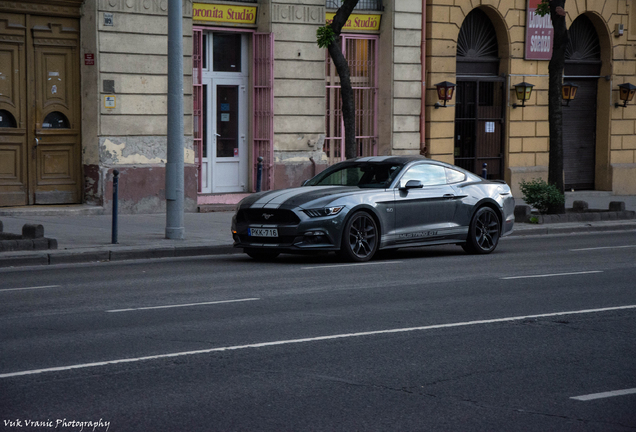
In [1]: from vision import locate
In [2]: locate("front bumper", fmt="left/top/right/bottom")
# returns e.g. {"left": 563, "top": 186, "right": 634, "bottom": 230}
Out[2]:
{"left": 231, "top": 208, "right": 348, "bottom": 252}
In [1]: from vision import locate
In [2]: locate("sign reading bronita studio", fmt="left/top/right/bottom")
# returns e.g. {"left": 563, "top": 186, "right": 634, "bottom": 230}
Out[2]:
{"left": 525, "top": 0, "right": 554, "bottom": 60}
{"left": 193, "top": 3, "right": 257, "bottom": 25}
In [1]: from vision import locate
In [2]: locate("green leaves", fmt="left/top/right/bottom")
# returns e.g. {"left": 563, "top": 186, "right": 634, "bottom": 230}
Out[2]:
{"left": 535, "top": 0, "right": 550, "bottom": 17}
{"left": 519, "top": 178, "right": 565, "bottom": 214}
{"left": 317, "top": 25, "right": 336, "bottom": 49}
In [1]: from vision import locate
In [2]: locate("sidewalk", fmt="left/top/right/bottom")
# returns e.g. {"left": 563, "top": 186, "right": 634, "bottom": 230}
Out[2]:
{"left": 1, "top": 191, "right": 635, "bottom": 267}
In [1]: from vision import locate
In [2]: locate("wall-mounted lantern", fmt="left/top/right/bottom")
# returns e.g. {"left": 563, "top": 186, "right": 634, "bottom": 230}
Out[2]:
{"left": 561, "top": 82, "right": 578, "bottom": 107}
{"left": 434, "top": 81, "right": 456, "bottom": 109}
{"left": 512, "top": 82, "right": 534, "bottom": 108}
{"left": 615, "top": 82, "right": 636, "bottom": 108}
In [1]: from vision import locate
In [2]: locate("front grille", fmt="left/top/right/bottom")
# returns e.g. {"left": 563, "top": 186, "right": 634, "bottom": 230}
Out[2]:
{"left": 237, "top": 209, "right": 300, "bottom": 225}
{"left": 238, "top": 235, "right": 297, "bottom": 245}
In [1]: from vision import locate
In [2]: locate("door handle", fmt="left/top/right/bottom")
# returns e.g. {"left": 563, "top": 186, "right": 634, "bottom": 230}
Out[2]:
{"left": 443, "top": 194, "right": 455, "bottom": 198}
{"left": 35, "top": 137, "right": 40, "bottom": 148}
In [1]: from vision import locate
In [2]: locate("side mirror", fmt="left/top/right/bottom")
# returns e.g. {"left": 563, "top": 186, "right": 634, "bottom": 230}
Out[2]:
{"left": 400, "top": 179, "right": 424, "bottom": 190}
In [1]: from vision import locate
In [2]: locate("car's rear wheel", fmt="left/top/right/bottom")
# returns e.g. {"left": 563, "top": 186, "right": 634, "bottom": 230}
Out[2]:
{"left": 462, "top": 207, "right": 500, "bottom": 254}
{"left": 244, "top": 248, "right": 280, "bottom": 261}
{"left": 338, "top": 211, "right": 379, "bottom": 262}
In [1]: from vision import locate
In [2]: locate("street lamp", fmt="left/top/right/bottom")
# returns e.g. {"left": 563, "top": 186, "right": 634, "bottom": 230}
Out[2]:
{"left": 434, "top": 81, "right": 456, "bottom": 109}
{"left": 615, "top": 82, "right": 636, "bottom": 108}
{"left": 561, "top": 82, "right": 578, "bottom": 107}
{"left": 512, "top": 82, "right": 534, "bottom": 108}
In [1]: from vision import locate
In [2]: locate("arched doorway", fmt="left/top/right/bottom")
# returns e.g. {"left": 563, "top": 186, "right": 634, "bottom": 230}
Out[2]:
{"left": 563, "top": 15, "right": 601, "bottom": 190}
{"left": 454, "top": 8, "right": 505, "bottom": 180}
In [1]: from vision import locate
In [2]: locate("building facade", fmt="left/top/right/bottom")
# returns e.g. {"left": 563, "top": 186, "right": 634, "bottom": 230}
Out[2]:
{"left": 1, "top": 0, "right": 634, "bottom": 212}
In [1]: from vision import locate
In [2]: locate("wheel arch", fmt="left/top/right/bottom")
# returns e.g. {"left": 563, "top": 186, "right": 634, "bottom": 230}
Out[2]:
{"left": 471, "top": 198, "right": 504, "bottom": 228}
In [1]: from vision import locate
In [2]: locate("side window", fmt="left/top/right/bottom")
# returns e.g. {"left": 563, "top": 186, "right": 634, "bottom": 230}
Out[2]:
{"left": 399, "top": 164, "right": 447, "bottom": 187}
{"left": 445, "top": 168, "right": 466, "bottom": 183}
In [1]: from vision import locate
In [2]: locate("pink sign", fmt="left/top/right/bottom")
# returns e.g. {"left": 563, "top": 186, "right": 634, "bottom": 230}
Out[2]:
{"left": 84, "top": 53, "right": 95, "bottom": 65}
{"left": 525, "top": 0, "right": 553, "bottom": 60}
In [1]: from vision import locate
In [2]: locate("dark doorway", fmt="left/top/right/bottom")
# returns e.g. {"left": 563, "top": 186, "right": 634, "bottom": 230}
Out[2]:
{"left": 563, "top": 14, "right": 601, "bottom": 190}
{"left": 455, "top": 9, "right": 505, "bottom": 180}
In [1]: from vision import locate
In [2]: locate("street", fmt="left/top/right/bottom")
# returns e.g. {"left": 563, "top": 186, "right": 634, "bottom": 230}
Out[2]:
{"left": 1, "top": 231, "right": 635, "bottom": 431}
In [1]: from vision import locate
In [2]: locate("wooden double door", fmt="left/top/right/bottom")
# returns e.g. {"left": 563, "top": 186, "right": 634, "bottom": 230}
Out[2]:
{"left": 0, "top": 12, "right": 81, "bottom": 206}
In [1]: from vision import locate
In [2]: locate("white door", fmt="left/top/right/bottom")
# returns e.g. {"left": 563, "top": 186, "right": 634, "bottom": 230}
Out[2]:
{"left": 201, "top": 32, "right": 249, "bottom": 194}
{"left": 209, "top": 79, "right": 247, "bottom": 193}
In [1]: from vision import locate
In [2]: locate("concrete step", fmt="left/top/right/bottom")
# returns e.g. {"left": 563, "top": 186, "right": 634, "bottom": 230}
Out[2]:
{"left": 0, "top": 204, "right": 105, "bottom": 217}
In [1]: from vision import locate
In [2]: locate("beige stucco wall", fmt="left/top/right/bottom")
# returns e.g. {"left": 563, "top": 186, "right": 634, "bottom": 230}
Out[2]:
{"left": 270, "top": 0, "right": 328, "bottom": 173}
{"left": 387, "top": 0, "right": 423, "bottom": 156}
{"left": 96, "top": 0, "right": 194, "bottom": 166}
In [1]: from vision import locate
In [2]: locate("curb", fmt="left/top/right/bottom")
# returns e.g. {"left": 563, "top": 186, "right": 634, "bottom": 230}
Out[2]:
{"left": 0, "top": 244, "right": 239, "bottom": 268}
{"left": 2, "top": 222, "right": 636, "bottom": 268}
{"left": 509, "top": 222, "right": 636, "bottom": 237}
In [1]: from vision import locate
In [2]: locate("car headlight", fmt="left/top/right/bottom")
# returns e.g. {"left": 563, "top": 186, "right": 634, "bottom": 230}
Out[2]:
{"left": 303, "top": 206, "right": 345, "bottom": 217}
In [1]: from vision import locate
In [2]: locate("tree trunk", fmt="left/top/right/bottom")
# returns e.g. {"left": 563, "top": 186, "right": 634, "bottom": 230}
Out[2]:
{"left": 547, "top": 0, "right": 568, "bottom": 214}
{"left": 327, "top": 0, "right": 359, "bottom": 160}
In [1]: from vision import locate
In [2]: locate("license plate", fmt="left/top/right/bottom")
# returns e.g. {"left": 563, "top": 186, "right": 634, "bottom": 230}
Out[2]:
{"left": 248, "top": 228, "right": 278, "bottom": 237}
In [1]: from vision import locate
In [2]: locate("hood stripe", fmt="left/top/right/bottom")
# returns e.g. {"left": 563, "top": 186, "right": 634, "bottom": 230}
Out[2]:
{"left": 252, "top": 186, "right": 335, "bottom": 208}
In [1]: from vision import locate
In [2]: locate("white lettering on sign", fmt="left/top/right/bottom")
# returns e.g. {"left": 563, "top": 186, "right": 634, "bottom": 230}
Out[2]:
{"left": 530, "top": 35, "right": 552, "bottom": 52}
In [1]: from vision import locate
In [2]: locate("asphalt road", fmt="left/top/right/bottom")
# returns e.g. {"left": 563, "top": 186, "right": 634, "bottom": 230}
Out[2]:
{"left": 1, "top": 231, "right": 635, "bottom": 431}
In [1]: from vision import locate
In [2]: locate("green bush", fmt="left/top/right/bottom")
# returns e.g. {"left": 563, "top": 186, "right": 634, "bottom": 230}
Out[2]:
{"left": 519, "top": 178, "right": 565, "bottom": 214}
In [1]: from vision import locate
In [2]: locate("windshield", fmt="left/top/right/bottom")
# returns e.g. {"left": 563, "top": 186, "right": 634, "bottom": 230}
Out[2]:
{"left": 305, "top": 162, "right": 404, "bottom": 188}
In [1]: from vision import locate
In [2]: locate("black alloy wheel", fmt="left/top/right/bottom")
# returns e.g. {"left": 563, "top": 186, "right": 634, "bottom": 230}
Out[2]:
{"left": 339, "top": 211, "right": 379, "bottom": 262}
{"left": 462, "top": 207, "right": 500, "bottom": 254}
{"left": 245, "top": 248, "right": 280, "bottom": 261}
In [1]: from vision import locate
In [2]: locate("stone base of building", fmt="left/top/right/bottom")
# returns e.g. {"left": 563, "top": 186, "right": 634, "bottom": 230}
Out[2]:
{"left": 611, "top": 163, "right": 636, "bottom": 195}
{"left": 507, "top": 165, "right": 549, "bottom": 198}
{"left": 86, "top": 165, "right": 198, "bottom": 214}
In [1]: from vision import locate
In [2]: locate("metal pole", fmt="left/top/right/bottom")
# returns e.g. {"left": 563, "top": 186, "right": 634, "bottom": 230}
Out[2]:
{"left": 256, "top": 156, "right": 263, "bottom": 192}
{"left": 166, "top": 0, "right": 185, "bottom": 239}
{"left": 482, "top": 163, "right": 488, "bottom": 179}
{"left": 112, "top": 170, "right": 119, "bottom": 244}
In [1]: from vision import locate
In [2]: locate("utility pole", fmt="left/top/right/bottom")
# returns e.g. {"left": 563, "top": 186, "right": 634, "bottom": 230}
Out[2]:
{"left": 166, "top": 0, "right": 185, "bottom": 239}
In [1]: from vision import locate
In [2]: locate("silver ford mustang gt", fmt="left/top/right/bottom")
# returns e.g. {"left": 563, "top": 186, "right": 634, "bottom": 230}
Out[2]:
{"left": 232, "top": 156, "right": 515, "bottom": 261}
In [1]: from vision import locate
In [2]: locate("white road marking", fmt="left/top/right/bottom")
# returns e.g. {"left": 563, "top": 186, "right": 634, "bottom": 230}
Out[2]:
{"left": 0, "top": 285, "right": 60, "bottom": 293}
{"left": 501, "top": 271, "right": 603, "bottom": 280}
{"left": 571, "top": 388, "right": 636, "bottom": 401}
{"left": 2, "top": 304, "right": 635, "bottom": 379}
{"left": 302, "top": 261, "right": 402, "bottom": 270}
{"left": 570, "top": 245, "right": 636, "bottom": 252}
{"left": 106, "top": 298, "right": 260, "bottom": 313}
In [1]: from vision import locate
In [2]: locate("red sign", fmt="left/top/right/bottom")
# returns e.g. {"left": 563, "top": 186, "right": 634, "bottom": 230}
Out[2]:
{"left": 84, "top": 53, "right": 95, "bottom": 66}
{"left": 525, "top": 0, "right": 553, "bottom": 60}
{"left": 234, "top": 148, "right": 239, "bottom": 157}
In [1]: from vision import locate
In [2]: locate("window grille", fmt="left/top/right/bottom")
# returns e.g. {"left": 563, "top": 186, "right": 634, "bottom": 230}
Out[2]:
{"left": 326, "top": 0, "right": 382, "bottom": 11}
{"left": 325, "top": 35, "right": 379, "bottom": 164}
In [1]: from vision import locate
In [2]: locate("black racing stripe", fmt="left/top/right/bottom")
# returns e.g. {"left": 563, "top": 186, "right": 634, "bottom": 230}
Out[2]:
{"left": 281, "top": 186, "right": 360, "bottom": 207}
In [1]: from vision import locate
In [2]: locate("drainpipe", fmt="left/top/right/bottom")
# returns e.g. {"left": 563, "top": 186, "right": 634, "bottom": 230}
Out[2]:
{"left": 419, "top": 0, "right": 427, "bottom": 156}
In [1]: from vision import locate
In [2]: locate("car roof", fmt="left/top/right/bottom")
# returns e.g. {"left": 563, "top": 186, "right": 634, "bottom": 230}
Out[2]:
{"left": 343, "top": 155, "right": 449, "bottom": 167}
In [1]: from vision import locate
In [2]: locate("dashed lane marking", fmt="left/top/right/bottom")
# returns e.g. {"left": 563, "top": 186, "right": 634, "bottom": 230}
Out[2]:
{"left": 2, "top": 304, "right": 636, "bottom": 379}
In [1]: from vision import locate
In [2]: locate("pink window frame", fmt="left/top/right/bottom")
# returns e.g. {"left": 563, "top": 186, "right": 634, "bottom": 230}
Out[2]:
{"left": 192, "top": 27, "right": 274, "bottom": 192}
{"left": 325, "top": 34, "right": 379, "bottom": 163}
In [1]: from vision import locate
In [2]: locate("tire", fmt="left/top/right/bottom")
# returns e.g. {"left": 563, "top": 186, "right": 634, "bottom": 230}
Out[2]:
{"left": 338, "top": 211, "right": 379, "bottom": 262}
{"left": 245, "top": 248, "right": 280, "bottom": 261}
{"left": 462, "top": 207, "right": 500, "bottom": 254}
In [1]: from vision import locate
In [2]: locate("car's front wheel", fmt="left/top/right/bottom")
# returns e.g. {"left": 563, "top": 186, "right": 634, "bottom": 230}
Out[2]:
{"left": 462, "top": 206, "right": 500, "bottom": 254}
{"left": 244, "top": 248, "right": 280, "bottom": 261}
{"left": 338, "top": 211, "right": 379, "bottom": 262}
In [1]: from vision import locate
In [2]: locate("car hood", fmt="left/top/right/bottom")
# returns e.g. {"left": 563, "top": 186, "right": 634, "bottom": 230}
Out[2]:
{"left": 239, "top": 186, "right": 367, "bottom": 209}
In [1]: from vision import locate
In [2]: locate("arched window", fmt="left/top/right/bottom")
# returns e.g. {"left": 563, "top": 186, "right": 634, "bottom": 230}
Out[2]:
{"left": 0, "top": 110, "right": 17, "bottom": 128}
{"left": 42, "top": 111, "right": 70, "bottom": 129}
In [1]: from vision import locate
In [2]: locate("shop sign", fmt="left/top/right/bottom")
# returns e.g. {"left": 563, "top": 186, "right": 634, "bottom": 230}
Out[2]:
{"left": 525, "top": 0, "right": 553, "bottom": 60}
{"left": 193, "top": 3, "right": 257, "bottom": 25}
{"left": 326, "top": 12, "right": 380, "bottom": 32}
